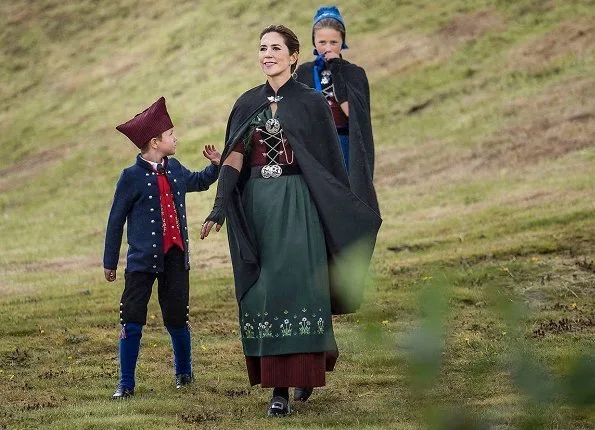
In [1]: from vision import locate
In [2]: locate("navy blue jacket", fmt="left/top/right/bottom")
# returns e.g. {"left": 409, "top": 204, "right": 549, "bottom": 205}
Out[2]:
{"left": 103, "top": 154, "right": 218, "bottom": 273}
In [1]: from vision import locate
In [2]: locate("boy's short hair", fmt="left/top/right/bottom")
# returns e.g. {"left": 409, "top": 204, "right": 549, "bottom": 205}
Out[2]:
{"left": 140, "top": 133, "right": 163, "bottom": 154}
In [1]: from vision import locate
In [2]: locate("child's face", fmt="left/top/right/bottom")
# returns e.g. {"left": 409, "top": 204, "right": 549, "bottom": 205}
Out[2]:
{"left": 314, "top": 28, "right": 343, "bottom": 58}
{"left": 156, "top": 127, "right": 177, "bottom": 156}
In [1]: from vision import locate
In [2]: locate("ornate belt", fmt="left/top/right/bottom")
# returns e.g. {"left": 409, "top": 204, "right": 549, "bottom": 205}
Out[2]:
{"left": 250, "top": 164, "right": 302, "bottom": 179}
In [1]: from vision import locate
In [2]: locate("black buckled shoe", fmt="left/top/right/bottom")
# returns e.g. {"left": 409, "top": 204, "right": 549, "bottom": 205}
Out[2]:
{"left": 112, "top": 385, "right": 134, "bottom": 400}
{"left": 294, "top": 387, "right": 313, "bottom": 402}
{"left": 268, "top": 396, "right": 291, "bottom": 417}
{"left": 175, "top": 373, "right": 194, "bottom": 389}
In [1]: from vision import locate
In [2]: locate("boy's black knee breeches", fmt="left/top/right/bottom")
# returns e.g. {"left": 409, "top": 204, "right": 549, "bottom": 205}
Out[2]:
{"left": 119, "top": 247, "right": 190, "bottom": 328}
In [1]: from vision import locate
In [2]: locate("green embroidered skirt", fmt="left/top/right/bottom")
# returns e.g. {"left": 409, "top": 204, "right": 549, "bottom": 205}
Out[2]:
{"left": 239, "top": 174, "right": 337, "bottom": 357}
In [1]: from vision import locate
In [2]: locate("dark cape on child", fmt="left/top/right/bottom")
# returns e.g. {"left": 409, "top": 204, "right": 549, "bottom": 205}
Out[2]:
{"left": 296, "top": 59, "right": 379, "bottom": 216}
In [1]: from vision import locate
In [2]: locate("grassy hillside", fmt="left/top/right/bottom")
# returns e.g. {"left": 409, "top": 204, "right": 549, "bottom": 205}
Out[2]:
{"left": 1, "top": 0, "right": 594, "bottom": 428}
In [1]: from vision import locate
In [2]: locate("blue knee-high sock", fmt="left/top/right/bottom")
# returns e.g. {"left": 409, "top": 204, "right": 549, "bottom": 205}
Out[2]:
{"left": 119, "top": 322, "right": 143, "bottom": 389}
{"left": 167, "top": 325, "right": 192, "bottom": 375}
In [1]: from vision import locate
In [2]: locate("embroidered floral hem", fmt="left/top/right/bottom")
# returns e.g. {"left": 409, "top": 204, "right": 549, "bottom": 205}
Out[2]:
{"left": 239, "top": 175, "right": 337, "bottom": 357}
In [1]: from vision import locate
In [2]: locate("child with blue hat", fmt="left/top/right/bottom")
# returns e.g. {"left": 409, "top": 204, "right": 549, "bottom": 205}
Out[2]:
{"left": 294, "top": 6, "right": 381, "bottom": 402}
{"left": 296, "top": 5, "right": 379, "bottom": 212}
{"left": 312, "top": 6, "right": 349, "bottom": 50}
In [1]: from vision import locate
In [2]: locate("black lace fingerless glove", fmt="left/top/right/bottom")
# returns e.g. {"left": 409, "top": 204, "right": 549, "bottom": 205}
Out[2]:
{"left": 205, "top": 165, "right": 240, "bottom": 225}
{"left": 327, "top": 58, "right": 348, "bottom": 104}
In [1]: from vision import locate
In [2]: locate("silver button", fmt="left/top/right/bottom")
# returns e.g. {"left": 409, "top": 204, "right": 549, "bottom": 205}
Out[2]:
{"left": 153, "top": 265, "right": 157, "bottom": 269}
{"left": 154, "top": 255, "right": 157, "bottom": 258}
{"left": 152, "top": 172, "right": 155, "bottom": 175}
{"left": 180, "top": 204, "right": 183, "bottom": 207}
{"left": 168, "top": 171, "right": 171, "bottom": 174}
{"left": 151, "top": 220, "right": 155, "bottom": 223}
{"left": 173, "top": 237, "right": 176, "bottom": 240}
{"left": 184, "top": 227, "right": 187, "bottom": 230}
{"left": 173, "top": 179, "right": 177, "bottom": 182}
{"left": 149, "top": 195, "right": 153, "bottom": 199}
{"left": 153, "top": 244, "right": 156, "bottom": 248}
{"left": 167, "top": 205, "right": 170, "bottom": 208}
{"left": 150, "top": 208, "right": 154, "bottom": 212}
{"left": 146, "top": 173, "right": 149, "bottom": 176}
{"left": 152, "top": 232, "right": 156, "bottom": 236}
{"left": 147, "top": 183, "right": 151, "bottom": 186}
{"left": 182, "top": 215, "right": 185, "bottom": 218}
{"left": 120, "top": 318, "right": 123, "bottom": 322}
{"left": 120, "top": 302, "right": 123, "bottom": 306}
{"left": 177, "top": 192, "right": 180, "bottom": 195}
{"left": 120, "top": 310, "right": 123, "bottom": 314}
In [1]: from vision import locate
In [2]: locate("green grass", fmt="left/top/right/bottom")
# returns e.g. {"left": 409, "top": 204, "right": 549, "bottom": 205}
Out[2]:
{"left": 1, "top": 0, "right": 595, "bottom": 428}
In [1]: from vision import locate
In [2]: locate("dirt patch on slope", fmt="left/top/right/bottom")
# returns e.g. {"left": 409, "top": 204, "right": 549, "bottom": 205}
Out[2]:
{"left": 437, "top": 9, "right": 507, "bottom": 41}
{"left": 376, "top": 75, "right": 595, "bottom": 186}
{"left": 470, "top": 76, "right": 595, "bottom": 172}
{"left": 4, "top": 255, "right": 100, "bottom": 275}
{"left": 0, "top": 147, "right": 67, "bottom": 193}
{"left": 57, "top": 53, "right": 142, "bottom": 94}
{"left": 509, "top": 18, "right": 595, "bottom": 72}
{"left": 353, "top": 10, "right": 506, "bottom": 77}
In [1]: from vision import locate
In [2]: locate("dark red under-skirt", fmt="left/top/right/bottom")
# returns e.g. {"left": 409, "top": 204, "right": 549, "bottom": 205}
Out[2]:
{"left": 245, "top": 350, "right": 338, "bottom": 388}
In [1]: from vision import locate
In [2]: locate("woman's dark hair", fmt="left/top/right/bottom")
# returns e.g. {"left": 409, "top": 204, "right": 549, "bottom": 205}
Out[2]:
{"left": 260, "top": 25, "right": 300, "bottom": 73}
{"left": 312, "top": 18, "right": 346, "bottom": 47}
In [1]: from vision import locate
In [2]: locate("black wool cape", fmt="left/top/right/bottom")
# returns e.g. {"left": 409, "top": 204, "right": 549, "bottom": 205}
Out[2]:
{"left": 220, "top": 78, "right": 382, "bottom": 314}
{"left": 295, "top": 59, "right": 380, "bottom": 215}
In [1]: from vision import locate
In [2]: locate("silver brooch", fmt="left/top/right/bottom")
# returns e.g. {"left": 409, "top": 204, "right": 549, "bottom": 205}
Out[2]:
{"left": 321, "top": 70, "right": 331, "bottom": 85}
{"left": 265, "top": 118, "right": 281, "bottom": 134}
{"left": 267, "top": 95, "right": 283, "bottom": 103}
{"left": 261, "top": 164, "right": 283, "bottom": 178}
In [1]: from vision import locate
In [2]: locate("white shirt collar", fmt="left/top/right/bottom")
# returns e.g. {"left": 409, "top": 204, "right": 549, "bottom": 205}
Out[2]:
{"left": 140, "top": 156, "right": 163, "bottom": 171}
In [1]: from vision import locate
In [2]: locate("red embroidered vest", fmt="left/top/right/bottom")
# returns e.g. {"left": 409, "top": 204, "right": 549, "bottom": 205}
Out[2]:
{"left": 156, "top": 170, "right": 184, "bottom": 253}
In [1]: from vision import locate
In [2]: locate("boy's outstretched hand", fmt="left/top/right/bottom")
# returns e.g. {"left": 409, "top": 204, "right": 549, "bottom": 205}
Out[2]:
{"left": 203, "top": 145, "right": 221, "bottom": 166}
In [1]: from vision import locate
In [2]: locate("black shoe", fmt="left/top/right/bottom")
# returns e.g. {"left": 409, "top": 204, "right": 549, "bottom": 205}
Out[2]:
{"left": 175, "top": 373, "right": 194, "bottom": 389}
{"left": 294, "top": 387, "right": 313, "bottom": 402}
{"left": 268, "top": 396, "right": 291, "bottom": 417}
{"left": 112, "top": 385, "right": 134, "bottom": 400}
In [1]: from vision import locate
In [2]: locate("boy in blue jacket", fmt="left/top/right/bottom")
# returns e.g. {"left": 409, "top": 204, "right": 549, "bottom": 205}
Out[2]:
{"left": 104, "top": 96, "right": 219, "bottom": 399}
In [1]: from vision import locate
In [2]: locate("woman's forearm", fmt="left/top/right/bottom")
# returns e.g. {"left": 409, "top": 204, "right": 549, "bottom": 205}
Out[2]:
{"left": 223, "top": 151, "right": 244, "bottom": 171}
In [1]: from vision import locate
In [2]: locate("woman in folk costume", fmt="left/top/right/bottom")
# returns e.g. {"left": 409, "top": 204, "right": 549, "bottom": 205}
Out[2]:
{"left": 200, "top": 25, "right": 381, "bottom": 417}
{"left": 296, "top": 6, "right": 380, "bottom": 215}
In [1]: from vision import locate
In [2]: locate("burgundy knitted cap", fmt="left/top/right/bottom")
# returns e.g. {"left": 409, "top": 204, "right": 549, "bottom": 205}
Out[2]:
{"left": 116, "top": 97, "right": 174, "bottom": 148}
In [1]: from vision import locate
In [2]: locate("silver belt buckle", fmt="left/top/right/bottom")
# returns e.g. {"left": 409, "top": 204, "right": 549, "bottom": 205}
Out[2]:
{"left": 261, "top": 164, "right": 283, "bottom": 178}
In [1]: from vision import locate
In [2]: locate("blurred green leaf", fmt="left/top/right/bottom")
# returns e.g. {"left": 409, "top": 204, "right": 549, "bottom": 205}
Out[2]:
{"left": 434, "top": 408, "right": 490, "bottom": 430}
{"left": 564, "top": 353, "right": 595, "bottom": 407}
{"left": 511, "top": 350, "right": 557, "bottom": 405}
{"left": 403, "top": 273, "right": 449, "bottom": 391}
{"left": 330, "top": 237, "right": 376, "bottom": 313}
